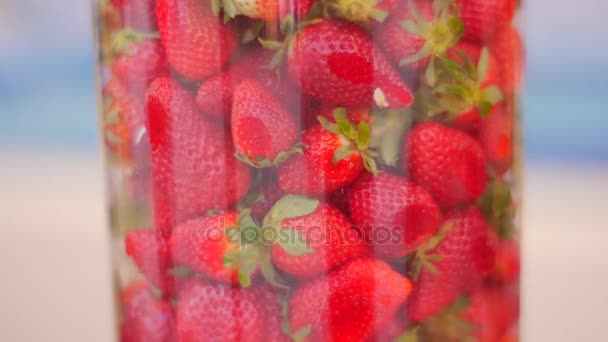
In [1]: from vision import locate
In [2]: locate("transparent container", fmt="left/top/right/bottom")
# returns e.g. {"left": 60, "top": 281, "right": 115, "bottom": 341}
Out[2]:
{"left": 93, "top": 0, "right": 523, "bottom": 340}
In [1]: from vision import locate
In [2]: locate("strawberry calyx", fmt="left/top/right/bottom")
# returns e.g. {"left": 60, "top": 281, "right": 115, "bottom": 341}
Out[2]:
{"left": 369, "top": 109, "right": 413, "bottom": 167}
{"left": 433, "top": 47, "right": 504, "bottom": 118}
{"left": 111, "top": 28, "right": 159, "bottom": 57}
{"left": 317, "top": 108, "right": 379, "bottom": 173}
{"left": 235, "top": 142, "right": 307, "bottom": 168}
{"left": 321, "top": 0, "right": 388, "bottom": 24}
{"left": 399, "top": 0, "right": 463, "bottom": 66}
{"left": 221, "top": 195, "right": 319, "bottom": 287}
{"left": 262, "top": 194, "right": 319, "bottom": 256}
{"left": 409, "top": 222, "right": 454, "bottom": 280}
{"left": 477, "top": 178, "right": 515, "bottom": 239}
{"left": 278, "top": 290, "right": 313, "bottom": 342}
{"left": 415, "top": 297, "right": 476, "bottom": 341}
{"left": 258, "top": 15, "right": 321, "bottom": 70}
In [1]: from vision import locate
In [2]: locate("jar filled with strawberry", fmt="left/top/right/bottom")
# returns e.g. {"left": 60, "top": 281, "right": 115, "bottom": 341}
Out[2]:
{"left": 94, "top": 0, "right": 523, "bottom": 340}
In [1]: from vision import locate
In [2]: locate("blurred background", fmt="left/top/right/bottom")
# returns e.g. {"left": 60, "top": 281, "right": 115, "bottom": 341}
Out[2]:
{"left": 1, "top": 0, "right": 607, "bottom": 341}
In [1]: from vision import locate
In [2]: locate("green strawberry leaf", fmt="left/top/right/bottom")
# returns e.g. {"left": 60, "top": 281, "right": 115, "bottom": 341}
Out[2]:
{"left": 266, "top": 194, "right": 320, "bottom": 224}
{"left": 424, "top": 57, "right": 438, "bottom": 86}
{"left": 333, "top": 145, "right": 356, "bottom": 165}
{"left": 356, "top": 120, "right": 371, "bottom": 150}
{"left": 260, "top": 250, "right": 288, "bottom": 288}
{"left": 277, "top": 228, "right": 314, "bottom": 256}
{"left": 362, "top": 154, "right": 379, "bottom": 174}
{"left": 477, "top": 101, "right": 493, "bottom": 117}
{"left": 237, "top": 208, "right": 259, "bottom": 231}
{"left": 478, "top": 179, "right": 515, "bottom": 239}
{"left": 476, "top": 47, "right": 491, "bottom": 83}
{"left": 369, "top": 8, "right": 389, "bottom": 22}
{"left": 400, "top": 44, "right": 433, "bottom": 65}
{"left": 317, "top": 116, "right": 341, "bottom": 135}
{"left": 400, "top": 20, "right": 426, "bottom": 36}
{"left": 480, "top": 85, "right": 504, "bottom": 105}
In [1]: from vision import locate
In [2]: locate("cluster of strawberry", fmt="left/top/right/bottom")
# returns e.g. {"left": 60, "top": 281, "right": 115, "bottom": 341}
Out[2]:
{"left": 98, "top": 0, "right": 523, "bottom": 341}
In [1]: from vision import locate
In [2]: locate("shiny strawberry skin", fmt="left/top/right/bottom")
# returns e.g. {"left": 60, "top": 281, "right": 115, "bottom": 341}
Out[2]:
{"left": 378, "top": 1, "right": 433, "bottom": 71}
{"left": 289, "top": 258, "right": 413, "bottom": 341}
{"left": 278, "top": 124, "right": 364, "bottom": 194}
{"left": 458, "top": 0, "right": 517, "bottom": 43}
{"left": 479, "top": 105, "right": 514, "bottom": 175}
{"left": 125, "top": 229, "right": 174, "bottom": 293}
{"left": 120, "top": 282, "right": 176, "bottom": 342}
{"left": 145, "top": 77, "right": 251, "bottom": 233}
{"left": 231, "top": 79, "right": 299, "bottom": 162}
{"left": 271, "top": 203, "right": 370, "bottom": 278}
{"left": 348, "top": 172, "right": 441, "bottom": 259}
{"left": 111, "top": 39, "right": 167, "bottom": 97}
{"left": 404, "top": 121, "right": 488, "bottom": 208}
{"left": 492, "top": 26, "right": 524, "bottom": 98}
{"left": 288, "top": 20, "right": 413, "bottom": 108}
{"left": 176, "top": 280, "right": 264, "bottom": 342}
{"left": 156, "top": 0, "right": 237, "bottom": 80}
{"left": 407, "top": 207, "right": 497, "bottom": 322}
{"left": 112, "top": 0, "right": 158, "bottom": 32}
{"left": 171, "top": 212, "right": 247, "bottom": 284}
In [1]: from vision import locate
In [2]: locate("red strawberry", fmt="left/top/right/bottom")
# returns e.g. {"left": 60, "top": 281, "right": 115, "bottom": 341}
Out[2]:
{"left": 288, "top": 20, "right": 413, "bottom": 109}
{"left": 441, "top": 42, "right": 503, "bottom": 133}
{"left": 407, "top": 207, "right": 496, "bottom": 322}
{"left": 111, "top": 32, "right": 167, "bottom": 97}
{"left": 176, "top": 280, "right": 264, "bottom": 342}
{"left": 458, "top": 0, "right": 517, "bottom": 43}
{"left": 120, "top": 282, "right": 175, "bottom": 342}
{"left": 479, "top": 105, "right": 514, "bottom": 175}
{"left": 492, "top": 26, "right": 524, "bottom": 98}
{"left": 125, "top": 229, "right": 173, "bottom": 293}
{"left": 266, "top": 196, "right": 370, "bottom": 278}
{"left": 231, "top": 79, "right": 300, "bottom": 167}
{"left": 462, "top": 285, "right": 520, "bottom": 342}
{"left": 171, "top": 212, "right": 256, "bottom": 285}
{"left": 145, "top": 77, "right": 251, "bottom": 233}
{"left": 102, "top": 78, "right": 145, "bottom": 161}
{"left": 156, "top": 0, "right": 237, "bottom": 80}
{"left": 404, "top": 121, "right": 488, "bottom": 208}
{"left": 348, "top": 172, "right": 441, "bottom": 259}
{"left": 278, "top": 109, "right": 376, "bottom": 194}
{"left": 215, "top": 0, "right": 316, "bottom": 21}
{"left": 378, "top": 0, "right": 463, "bottom": 72}
{"left": 251, "top": 284, "right": 290, "bottom": 342}
{"left": 289, "top": 258, "right": 413, "bottom": 341}
{"left": 112, "top": 0, "right": 158, "bottom": 32}
{"left": 493, "top": 240, "right": 520, "bottom": 282}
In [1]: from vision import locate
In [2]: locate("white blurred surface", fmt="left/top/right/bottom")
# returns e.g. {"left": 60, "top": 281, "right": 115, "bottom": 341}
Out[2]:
{"left": 1, "top": 151, "right": 607, "bottom": 341}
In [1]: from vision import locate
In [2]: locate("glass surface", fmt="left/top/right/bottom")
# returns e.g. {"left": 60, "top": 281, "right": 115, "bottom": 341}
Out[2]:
{"left": 93, "top": 0, "right": 522, "bottom": 340}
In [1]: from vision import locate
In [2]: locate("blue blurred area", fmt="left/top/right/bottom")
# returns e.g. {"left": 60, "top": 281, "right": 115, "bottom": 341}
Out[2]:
{"left": 0, "top": 0, "right": 607, "bottom": 161}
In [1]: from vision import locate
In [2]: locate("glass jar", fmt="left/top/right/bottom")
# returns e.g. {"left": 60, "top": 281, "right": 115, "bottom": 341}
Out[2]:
{"left": 93, "top": 0, "right": 523, "bottom": 340}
